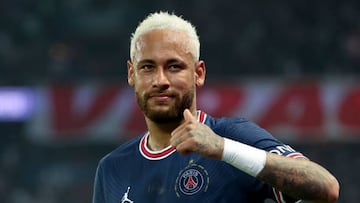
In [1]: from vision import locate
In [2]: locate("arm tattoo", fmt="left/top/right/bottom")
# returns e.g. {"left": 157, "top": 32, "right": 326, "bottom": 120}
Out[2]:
{"left": 257, "top": 153, "right": 335, "bottom": 201}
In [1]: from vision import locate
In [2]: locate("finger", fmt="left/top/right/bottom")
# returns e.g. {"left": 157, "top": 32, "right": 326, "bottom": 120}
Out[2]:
{"left": 183, "top": 109, "right": 196, "bottom": 122}
{"left": 171, "top": 123, "right": 184, "bottom": 138}
{"left": 170, "top": 132, "right": 180, "bottom": 146}
{"left": 174, "top": 139, "right": 194, "bottom": 155}
{"left": 170, "top": 127, "right": 186, "bottom": 146}
{"left": 171, "top": 109, "right": 195, "bottom": 143}
{"left": 171, "top": 110, "right": 192, "bottom": 137}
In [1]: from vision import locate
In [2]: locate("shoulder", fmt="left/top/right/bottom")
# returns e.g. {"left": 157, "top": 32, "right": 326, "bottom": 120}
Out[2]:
{"left": 98, "top": 135, "right": 143, "bottom": 166}
{"left": 204, "top": 112, "right": 304, "bottom": 157}
{"left": 204, "top": 112, "right": 285, "bottom": 147}
{"left": 205, "top": 113, "right": 271, "bottom": 140}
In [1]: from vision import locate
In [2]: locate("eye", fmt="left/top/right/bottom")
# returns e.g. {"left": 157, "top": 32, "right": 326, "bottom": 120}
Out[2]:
{"left": 168, "top": 64, "right": 182, "bottom": 71}
{"left": 140, "top": 65, "right": 154, "bottom": 71}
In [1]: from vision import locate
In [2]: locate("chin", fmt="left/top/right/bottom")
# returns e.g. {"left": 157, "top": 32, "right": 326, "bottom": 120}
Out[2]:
{"left": 146, "top": 109, "right": 183, "bottom": 123}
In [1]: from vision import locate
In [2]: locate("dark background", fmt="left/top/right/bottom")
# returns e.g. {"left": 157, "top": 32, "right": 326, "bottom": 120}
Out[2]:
{"left": 0, "top": 1, "right": 359, "bottom": 202}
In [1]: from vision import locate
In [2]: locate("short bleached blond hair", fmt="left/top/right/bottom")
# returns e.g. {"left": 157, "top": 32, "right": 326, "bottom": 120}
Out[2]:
{"left": 130, "top": 11, "right": 200, "bottom": 61}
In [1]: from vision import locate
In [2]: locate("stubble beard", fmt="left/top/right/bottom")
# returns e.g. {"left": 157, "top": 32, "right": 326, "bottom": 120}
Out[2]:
{"left": 136, "top": 89, "right": 194, "bottom": 124}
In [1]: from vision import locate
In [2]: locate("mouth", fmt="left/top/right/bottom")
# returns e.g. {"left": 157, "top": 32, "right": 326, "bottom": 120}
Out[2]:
{"left": 151, "top": 94, "right": 172, "bottom": 100}
{"left": 148, "top": 92, "right": 175, "bottom": 102}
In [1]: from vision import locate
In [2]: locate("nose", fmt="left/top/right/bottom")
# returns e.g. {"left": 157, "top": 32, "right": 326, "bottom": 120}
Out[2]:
{"left": 153, "top": 68, "right": 170, "bottom": 88}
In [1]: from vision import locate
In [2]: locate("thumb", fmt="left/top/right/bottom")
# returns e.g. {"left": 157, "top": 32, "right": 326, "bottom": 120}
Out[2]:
{"left": 183, "top": 109, "right": 196, "bottom": 121}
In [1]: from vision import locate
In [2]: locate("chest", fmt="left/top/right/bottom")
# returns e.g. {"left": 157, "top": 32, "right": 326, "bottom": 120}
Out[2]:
{"left": 103, "top": 153, "right": 263, "bottom": 203}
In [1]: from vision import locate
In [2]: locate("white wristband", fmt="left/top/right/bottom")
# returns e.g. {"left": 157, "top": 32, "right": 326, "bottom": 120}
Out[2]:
{"left": 221, "top": 138, "right": 267, "bottom": 177}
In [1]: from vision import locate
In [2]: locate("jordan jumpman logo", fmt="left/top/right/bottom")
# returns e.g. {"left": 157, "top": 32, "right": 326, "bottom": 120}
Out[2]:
{"left": 121, "top": 187, "right": 134, "bottom": 203}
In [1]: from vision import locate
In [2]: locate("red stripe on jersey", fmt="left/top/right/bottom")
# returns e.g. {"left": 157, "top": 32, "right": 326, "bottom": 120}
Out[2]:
{"left": 139, "top": 110, "right": 207, "bottom": 160}
{"left": 197, "top": 110, "right": 206, "bottom": 123}
{"left": 273, "top": 188, "right": 284, "bottom": 203}
{"left": 139, "top": 133, "right": 176, "bottom": 160}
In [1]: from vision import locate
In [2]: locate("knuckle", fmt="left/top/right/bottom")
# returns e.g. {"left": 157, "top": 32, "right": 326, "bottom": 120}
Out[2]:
{"left": 185, "top": 125, "right": 193, "bottom": 132}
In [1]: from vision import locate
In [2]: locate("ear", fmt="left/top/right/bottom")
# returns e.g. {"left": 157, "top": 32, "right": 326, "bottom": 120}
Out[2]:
{"left": 195, "top": 60, "right": 206, "bottom": 87}
{"left": 127, "top": 60, "right": 135, "bottom": 86}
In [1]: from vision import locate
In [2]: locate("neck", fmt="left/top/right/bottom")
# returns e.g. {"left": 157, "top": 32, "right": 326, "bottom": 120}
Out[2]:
{"left": 145, "top": 118, "right": 183, "bottom": 151}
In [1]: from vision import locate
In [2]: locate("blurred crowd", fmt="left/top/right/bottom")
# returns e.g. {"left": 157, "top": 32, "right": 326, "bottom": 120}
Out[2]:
{"left": 1, "top": 0, "right": 360, "bottom": 85}
{"left": 1, "top": 0, "right": 360, "bottom": 202}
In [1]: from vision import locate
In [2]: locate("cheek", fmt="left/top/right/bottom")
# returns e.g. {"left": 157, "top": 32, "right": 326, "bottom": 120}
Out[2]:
{"left": 178, "top": 72, "right": 195, "bottom": 85}
{"left": 134, "top": 74, "right": 152, "bottom": 87}
{"left": 172, "top": 76, "right": 195, "bottom": 91}
{"left": 133, "top": 80, "right": 149, "bottom": 96}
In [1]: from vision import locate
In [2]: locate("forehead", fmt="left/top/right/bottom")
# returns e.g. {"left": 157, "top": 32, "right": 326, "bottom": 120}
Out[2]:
{"left": 133, "top": 29, "right": 194, "bottom": 63}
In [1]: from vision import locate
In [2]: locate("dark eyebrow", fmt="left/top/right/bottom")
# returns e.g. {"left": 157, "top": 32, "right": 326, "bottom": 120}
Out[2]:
{"left": 167, "top": 58, "right": 181, "bottom": 63}
{"left": 137, "top": 59, "right": 155, "bottom": 65}
{"left": 137, "top": 58, "right": 184, "bottom": 66}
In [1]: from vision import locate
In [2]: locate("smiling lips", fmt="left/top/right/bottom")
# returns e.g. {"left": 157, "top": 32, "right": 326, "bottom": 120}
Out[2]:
{"left": 149, "top": 93, "right": 175, "bottom": 102}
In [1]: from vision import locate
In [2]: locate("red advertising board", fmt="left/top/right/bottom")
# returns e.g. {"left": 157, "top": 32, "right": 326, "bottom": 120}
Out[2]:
{"left": 25, "top": 80, "right": 360, "bottom": 142}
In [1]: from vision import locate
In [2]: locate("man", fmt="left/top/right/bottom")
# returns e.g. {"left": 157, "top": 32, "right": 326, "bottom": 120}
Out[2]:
{"left": 92, "top": 11, "right": 339, "bottom": 203}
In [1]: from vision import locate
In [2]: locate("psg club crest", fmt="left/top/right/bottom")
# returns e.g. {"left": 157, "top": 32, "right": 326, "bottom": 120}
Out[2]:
{"left": 175, "top": 160, "right": 209, "bottom": 197}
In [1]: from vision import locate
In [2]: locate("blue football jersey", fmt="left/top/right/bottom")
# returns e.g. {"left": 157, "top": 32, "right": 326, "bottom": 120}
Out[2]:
{"left": 92, "top": 111, "right": 304, "bottom": 203}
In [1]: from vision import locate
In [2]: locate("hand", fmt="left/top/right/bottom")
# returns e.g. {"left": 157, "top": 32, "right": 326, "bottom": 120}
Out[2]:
{"left": 170, "top": 109, "right": 224, "bottom": 160}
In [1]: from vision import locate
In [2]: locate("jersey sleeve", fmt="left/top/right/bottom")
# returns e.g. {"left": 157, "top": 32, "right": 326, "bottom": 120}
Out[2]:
{"left": 213, "top": 117, "right": 305, "bottom": 203}
{"left": 216, "top": 117, "right": 306, "bottom": 158}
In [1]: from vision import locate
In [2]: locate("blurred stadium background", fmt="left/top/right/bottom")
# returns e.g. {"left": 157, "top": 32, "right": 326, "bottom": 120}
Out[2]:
{"left": 1, "top": 0, "right": 360, "bottom": 202}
